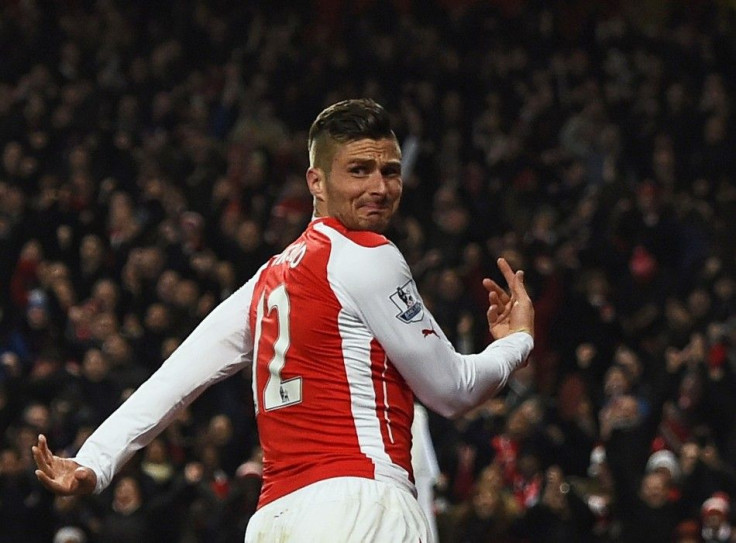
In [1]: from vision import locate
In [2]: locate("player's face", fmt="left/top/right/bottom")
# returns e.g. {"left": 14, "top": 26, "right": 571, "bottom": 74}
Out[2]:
{"left": 309, "top": 138, "right": 402, "bottom": 232}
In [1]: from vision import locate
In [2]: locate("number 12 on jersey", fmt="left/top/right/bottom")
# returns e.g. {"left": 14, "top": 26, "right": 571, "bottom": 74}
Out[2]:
{"left": 253, "top": 284, "right": 303, "bottom": 412}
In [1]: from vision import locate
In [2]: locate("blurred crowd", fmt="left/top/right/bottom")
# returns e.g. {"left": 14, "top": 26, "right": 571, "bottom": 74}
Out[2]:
{"left": 1, "top": 0, "right": 736, "bottom": 542}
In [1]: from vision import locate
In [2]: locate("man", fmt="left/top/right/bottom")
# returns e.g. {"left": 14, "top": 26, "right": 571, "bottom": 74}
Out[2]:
{"left": 33, "top": 98, "right": 534, "bottom": 542}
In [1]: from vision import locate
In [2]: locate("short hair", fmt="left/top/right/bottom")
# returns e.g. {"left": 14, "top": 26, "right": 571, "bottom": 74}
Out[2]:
{"left": 308, "top": 98, "right": 397, "bottom": 171}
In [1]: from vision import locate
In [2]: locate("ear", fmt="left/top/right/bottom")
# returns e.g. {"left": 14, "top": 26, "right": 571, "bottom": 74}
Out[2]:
{"left": 306, "top": 167, "right": 326, "bottom": 202}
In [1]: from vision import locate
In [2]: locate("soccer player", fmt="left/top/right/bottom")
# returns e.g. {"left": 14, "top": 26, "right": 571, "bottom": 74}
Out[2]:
{"left": 32, "top": 98, "right": 534, "bottom": 542}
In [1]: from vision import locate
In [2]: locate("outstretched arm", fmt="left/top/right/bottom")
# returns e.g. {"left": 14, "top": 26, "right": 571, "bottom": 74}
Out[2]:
{"left": 32, "top": 268, "right": 263, "bottom": 495}
{"left": 32, "top": 434, "right": 96, "bottom": 496}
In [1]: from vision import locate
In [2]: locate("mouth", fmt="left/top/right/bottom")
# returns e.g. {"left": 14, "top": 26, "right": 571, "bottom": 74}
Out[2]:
{"left": 359, "top": 201, "right": 391, "bottom": 215}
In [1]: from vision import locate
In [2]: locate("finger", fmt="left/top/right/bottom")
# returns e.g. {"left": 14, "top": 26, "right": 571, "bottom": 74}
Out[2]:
{"left": 497, "top": 300, "right": 513, "bottom": 322}
{"left": 488, "top": 304, "right": 511, "bottom": 327}
{"left": 31, "top": 445, "right": 47, "bottom": 471}
{"left": 32, "top": 444, "right": 51, "bottom": 473}
{"left": 33, "top": 450, "right": 56, "bottom": 478}
{"left": 482, "top": 277, "right": 496, "bottom": 293}
{"left": 38, "top": 434, "right": 55, "bottom": 466}
{"left": 483, "top": 278, "right": 510, "bottom": 304}
{"left": 33, "top": 434, "right": 55, "bottom": 473}
{"left": 489, "top": 283, "right": 510, "bottom": 303}
{"left": 488, "top": 287, "right": 507, "bottom": 309}
{"left": 509, "top": 270, "right": 531, "bottom": 301}
{"left": 35, "top": 469, "right": 72, "bottom": 495}
{"left": 37, "top": 434, "right": 49, "bottom": 456}
{"left": 35, "top": 468, "right": 53, "bottom": 487}
{"left": 496, "top": 257, "right": 517, "bottom": 286}
{"left": 487, "top": 303, "right": 499, "bottom": 324}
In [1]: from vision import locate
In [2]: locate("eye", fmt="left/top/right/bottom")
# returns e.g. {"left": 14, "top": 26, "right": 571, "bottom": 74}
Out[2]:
{"left": 349, "top": 165, "right": 369, "bottom": 176}
{"left": 382, "top": 165, "right": 401, "bottom": 178}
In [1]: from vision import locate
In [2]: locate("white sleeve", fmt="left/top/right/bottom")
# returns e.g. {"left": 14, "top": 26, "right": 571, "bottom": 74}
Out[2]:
{"left": 333, "top": 242, "right": 533, "bottom": 419}
{"left": 74, "top": 267, "right": 263, "bottom": 493}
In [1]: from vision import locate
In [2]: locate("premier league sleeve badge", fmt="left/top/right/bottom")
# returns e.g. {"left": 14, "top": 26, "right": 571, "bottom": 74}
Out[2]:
{"left": 389, "top": 280, "right": 424, "bottom": 323}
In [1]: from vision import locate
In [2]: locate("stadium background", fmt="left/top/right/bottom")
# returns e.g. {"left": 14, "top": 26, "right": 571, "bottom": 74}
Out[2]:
{"left": 1, "top": 0, "right": 736, "bottom": 541}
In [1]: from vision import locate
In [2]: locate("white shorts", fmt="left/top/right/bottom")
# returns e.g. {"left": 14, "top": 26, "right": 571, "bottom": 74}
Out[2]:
{"left": 244, "top": 476, "right": 432, "bottom": 543}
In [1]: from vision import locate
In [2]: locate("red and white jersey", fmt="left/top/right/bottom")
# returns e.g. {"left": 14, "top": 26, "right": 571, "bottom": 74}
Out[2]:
{"left": 250, "top": 218, "right": 416, "bottom": 506}
{"left": 73, "top": 217, "right": 533, "bottom": 508}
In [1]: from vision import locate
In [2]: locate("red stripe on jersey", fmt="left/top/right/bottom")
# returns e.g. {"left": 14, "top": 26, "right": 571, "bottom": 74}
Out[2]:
{"left": 369, "top": 339, "right": 415, "bottom": 483}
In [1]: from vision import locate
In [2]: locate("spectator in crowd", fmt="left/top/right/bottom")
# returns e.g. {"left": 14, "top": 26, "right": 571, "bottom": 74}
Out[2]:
{"left": 53, "top": 526, "right": 87, "bottom": 543}
{"left": 94, "top": 475, "right": 153, "bottom": 543}
{"left": 510, "top": 464, "right": 597, "bottom": 542}
{"left": 442, "top": 463, "right": 521, "bottom": 543}
{"left": 700, "top": 491, "right": 736, "bottom": 543}
{"left": 0, "top": 445, "right": 54, "bottom": 542}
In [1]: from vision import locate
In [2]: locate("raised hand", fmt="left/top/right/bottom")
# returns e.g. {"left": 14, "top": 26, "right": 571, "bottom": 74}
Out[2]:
{"left": 32, "top": 434, "right": 97, "bottom": 496}
{"left": 483, "top": 257, "right": 534, "bottom": 340}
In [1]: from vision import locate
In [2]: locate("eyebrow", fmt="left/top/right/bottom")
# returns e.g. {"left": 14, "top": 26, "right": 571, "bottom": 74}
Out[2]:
{"left": 347, "top": 157, "right": 402, "bottom": 168}
{"left": 347, "top": 158, "right": 402, "bottom": 176}
{"left": 381, "top": 161, "right": 402, "bottom": 173}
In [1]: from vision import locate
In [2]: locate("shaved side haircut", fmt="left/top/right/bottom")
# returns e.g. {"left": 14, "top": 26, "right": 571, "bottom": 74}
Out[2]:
{"left": 307, "top": 98, "right": 398, "bottom": 173}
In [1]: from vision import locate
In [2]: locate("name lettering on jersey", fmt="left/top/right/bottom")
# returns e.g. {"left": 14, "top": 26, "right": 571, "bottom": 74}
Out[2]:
{"left": 389, "top": 280, "right": 424, "bottom": 323}
{"left": 272, "top": 241, "right": 307, "bottom": 268}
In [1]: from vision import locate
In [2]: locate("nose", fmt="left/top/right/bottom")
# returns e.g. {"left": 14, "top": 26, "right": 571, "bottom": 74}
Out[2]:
{"left": 367, "top": 171, "right": 389, "bottom": 195}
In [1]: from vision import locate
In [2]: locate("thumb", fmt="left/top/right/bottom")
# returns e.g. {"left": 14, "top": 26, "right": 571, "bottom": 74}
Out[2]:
{"left": 74, "top": 466, "right": 97, "bottom": 493}
{"left": 513, "top": 270, "right": 529, "bottom": 297}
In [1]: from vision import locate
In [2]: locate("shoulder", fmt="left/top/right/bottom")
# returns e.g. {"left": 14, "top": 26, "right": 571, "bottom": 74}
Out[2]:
{"left": 313, "top": 219, "right": 410, "bottom": 291}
